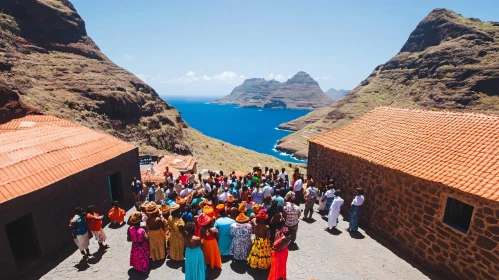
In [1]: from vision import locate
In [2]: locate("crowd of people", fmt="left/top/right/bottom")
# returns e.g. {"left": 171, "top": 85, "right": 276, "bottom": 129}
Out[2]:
{"left": 69, "top": 166, "right": 365, "bottom": 280}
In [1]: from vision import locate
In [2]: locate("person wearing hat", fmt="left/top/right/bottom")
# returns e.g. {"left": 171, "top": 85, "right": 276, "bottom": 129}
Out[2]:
{"left": 215, "top": 203, "right": 224, "bottom": 219}
{"left": 229, "top": 211, "right": 252, "bottom": 261}
{"left": 145, "top": 202, "right": 167, "bottom": 261}
{"left": 70, "top": 207, "right": 91, "bottom": 259}
{"left": 248, "top": 209, "right": 271, "bottom": 269}
{"left": 214, "top": 207, "right": 236, "bottom": 257}
{"left": 168, "top": 203, "right": 185, "bottom": 261}
{"left": 183, "top": 222, "right": 206, "bottom": 280}
{"left": 198, "top": 213, "right": 222, "bottom": 269}
{"left": 127, "top": 212, "right": 150, "bottom": 272}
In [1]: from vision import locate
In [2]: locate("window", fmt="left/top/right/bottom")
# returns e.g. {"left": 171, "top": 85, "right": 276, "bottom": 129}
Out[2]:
{"left": 443, "top": 197, "right": 474, "bottom": 233}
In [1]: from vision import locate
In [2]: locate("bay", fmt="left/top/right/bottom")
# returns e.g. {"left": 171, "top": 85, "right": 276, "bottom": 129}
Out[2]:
{"left": 164, "top": 97, "right": 309, "bottom": 163}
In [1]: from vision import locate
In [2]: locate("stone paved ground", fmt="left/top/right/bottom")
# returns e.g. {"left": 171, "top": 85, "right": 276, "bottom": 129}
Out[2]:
{"left": 26, "top": 205, "right": 437, "bottom": 280}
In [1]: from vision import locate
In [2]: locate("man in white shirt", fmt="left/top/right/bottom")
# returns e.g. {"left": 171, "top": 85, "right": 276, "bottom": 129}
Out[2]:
{"left": 166, "top": 173, "right": 175, "bottom": 185}
{"left": 218, "top": 188, "right": 230, "bottom": 203}
{"left": 293, "top": 175, "right": 304, "bottom": 206}
{"left": 279, "top": 168, "right": 287, "bottom": 181}
{"left": 326, "top": 190, "right": 344, "bottom": 231}
{"left": 179, "top": 185, "right": 193, "bottom": 198}
{"left": 203, "top": 180, "right": 212, "bottom": 193}
{"left": 262, "top": 180, "right": 274, "bottom": 198}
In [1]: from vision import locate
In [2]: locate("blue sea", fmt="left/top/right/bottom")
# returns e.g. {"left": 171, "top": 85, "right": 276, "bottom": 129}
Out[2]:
{"left": 164, "top": 97, "right": 310, "bottom": 163}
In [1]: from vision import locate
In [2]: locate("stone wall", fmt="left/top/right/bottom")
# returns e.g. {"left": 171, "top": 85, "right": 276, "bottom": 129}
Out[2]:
{"left": 308, "top": 142, "right": 499, "bottom": 280}
{"left": 0, "top": 148, "right": 140, "bottom": 279}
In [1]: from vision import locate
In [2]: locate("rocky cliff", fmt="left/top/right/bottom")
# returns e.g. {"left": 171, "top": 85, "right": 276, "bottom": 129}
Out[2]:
{"left": 212, "top": 71, "right": 332, "bottom": 109}
{"left": 0, "top": 0, "right": 302, "bottom": 171}
{"left": 276, "top": 8, "right": 499, "bottom": 159}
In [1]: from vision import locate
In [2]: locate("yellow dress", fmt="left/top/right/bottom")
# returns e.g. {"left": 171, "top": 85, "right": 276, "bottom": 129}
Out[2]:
{"left": 148, "top": 228, "right": 166, "bottom": 261}
{"left": 247, "top": 236, "right": 272, "bottom": 269}
{"left": 168, "top": 216, "right": 185, "bottom": 261}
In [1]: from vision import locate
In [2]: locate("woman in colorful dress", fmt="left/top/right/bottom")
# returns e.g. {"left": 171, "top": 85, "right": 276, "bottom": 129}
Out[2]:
{"left": 183, "top": 222, "right": 206, "bottom": 280}
{"left": 145, "top": 202, "right": 166, "bottom": 261}
{"left": 168, "top": 203, "right": 185, "bottom": 261}
{"left": 268, "top": 227, "right": 291, "bottom": 280}
{"left": 230, "top": 208, "right": 253, "bottom": 261}
{"left": 347, "top": 188, "right": 365, "bottom": 232}
{"left": 198, "top": 213, "right": 222, "bottom": 269}
{"left": 247, "top": 210, "right": 271, "bottom": 269}
{"left": 127, "top": 212, "right": 150, "bottom": 272}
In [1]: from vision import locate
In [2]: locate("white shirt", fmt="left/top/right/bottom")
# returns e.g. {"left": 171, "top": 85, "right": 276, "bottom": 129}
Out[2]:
{"left": 352, "top": 195, "right": 365, "bottom": 206}
{"left": 330, "top": 196, "right": 344, "bottom": 212}
{"left": 180, "top": 187, "right": 192, "bottom": 198}
{"left": 279, "top": 172, "right": 287, "bottom": 181}
{"left": 218, "top": 192, "right": 230, "bottom": 202}
{"left": 167, "top": 176, "right": 175, "bottom": 184}
{"left": 325, "top": 189, "right": 335, "bottom": 198}
{"left": 293, "top": 179, "right": 303, "bottom": 192}
{"left": 204, "top": 183, "right": 212, "bottom": 193}
{"left": 262, "top": 185, "right": 274, "bottom": 198}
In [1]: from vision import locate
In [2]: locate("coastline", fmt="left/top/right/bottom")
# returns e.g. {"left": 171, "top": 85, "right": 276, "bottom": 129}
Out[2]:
{"left": 272, "top": 141, "right": 307, "bottom": 163}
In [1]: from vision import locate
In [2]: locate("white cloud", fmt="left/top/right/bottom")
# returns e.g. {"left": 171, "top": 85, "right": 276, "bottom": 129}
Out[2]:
{"left": 142, "top": 71, "right": 245, "bottom": 85}
{"left": 124, "top": 53, "right": 134, "bottom": 61}
{"left": 267, "top": 73, "right": 288, "bottom": 82}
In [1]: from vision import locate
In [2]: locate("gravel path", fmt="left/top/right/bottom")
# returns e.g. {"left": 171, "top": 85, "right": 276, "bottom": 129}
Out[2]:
{"left": 26, "top": 205, "right": 434, "bottom": 280}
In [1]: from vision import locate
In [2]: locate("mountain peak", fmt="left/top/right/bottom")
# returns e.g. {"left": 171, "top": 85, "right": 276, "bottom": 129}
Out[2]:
{"left": 400, "top": 8, "right": 493, "bottom": 53}
{"left": 286, "top": 71, "right": 319, "bottom": 86}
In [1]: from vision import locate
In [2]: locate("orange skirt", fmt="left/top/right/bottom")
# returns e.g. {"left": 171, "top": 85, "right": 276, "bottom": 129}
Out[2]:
{"left": 202, "top": 238, "right": 222, "bottom": 269}
{"left": 268, "top": 248, "right": 288, "bottom": 280}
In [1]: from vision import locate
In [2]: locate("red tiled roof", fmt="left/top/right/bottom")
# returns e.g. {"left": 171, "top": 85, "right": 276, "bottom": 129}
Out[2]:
{"left": 0, "top": 115, "right": 78, "bottom": 132}
{"left": 0, "top": 116, "right": 136, "bottom": 204}
{"left": 310, "top": 107, "right": 499, "bottom": 201}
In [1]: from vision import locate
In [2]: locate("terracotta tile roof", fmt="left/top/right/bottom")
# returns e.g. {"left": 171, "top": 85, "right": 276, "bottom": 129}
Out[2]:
{"left": 0, "top": 115, "right": 78, "bottom": 132}
{"left": 310, "top": 107, "right": 499, "bottom": 201}
{"left": 0, "top": 116, "right": 136, "bottom": 204}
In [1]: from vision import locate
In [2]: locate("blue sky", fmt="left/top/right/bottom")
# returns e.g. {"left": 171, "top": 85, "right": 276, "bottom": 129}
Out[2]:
{"left": 72, "top": 0, "right": 498, "bottom": 97}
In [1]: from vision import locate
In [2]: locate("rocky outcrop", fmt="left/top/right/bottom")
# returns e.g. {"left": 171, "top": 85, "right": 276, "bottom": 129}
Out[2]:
{"left": 0, "top": 0, "right": 189, "bottom": 154}
{"left": 212, "top": 71, "right": 332, "bottom": 109}
{"left": 325, "top": 88, "right": 350, "bottom": 101}
{"left": 276, "top": 8, "right": 499, "bottom": 159}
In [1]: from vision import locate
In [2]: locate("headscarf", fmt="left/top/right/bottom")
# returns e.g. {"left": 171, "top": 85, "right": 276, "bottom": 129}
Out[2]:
{"left": 252, "top": 204, "right": 263, "bottom": 214}
{"left": 202, "top": 205, "right": 214, "bottom": 216}
{"left": 215, "top": 204, "right": 225, "bottom": 211}
{"left": 227, "top": 195, "right": 235, "bottom": 203}
{"left": 176, "top": 196, "right": 186, "bottom": 205}
{"left": 238, "top": 202, "right": 247, "bottom": 214}
{"left": 255, "top": 209, "right": 268, "bottom": 221}
{"left": 160, "top": 204, "right": 170, "bottom": 214}
{"left": 170, "top": 203, "right": 180, "bottom": 212}
{"left": 235, "top": 212, "right": 250, "bottom": 223}
{"left": 197, "top": 213, "right": 213, "bottom": 227}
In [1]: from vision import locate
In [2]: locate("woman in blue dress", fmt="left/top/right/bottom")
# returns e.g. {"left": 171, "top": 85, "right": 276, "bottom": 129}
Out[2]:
{"left": 183, "top": 222, "right": 206, "bottom": 280}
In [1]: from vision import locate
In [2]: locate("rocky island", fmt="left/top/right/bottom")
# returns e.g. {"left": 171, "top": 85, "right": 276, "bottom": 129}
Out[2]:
{"left": 212, "top": 71, "right": 332, "bottom": 109}
{"left": 276, "top": 8, "right": 499, "bottom": 160}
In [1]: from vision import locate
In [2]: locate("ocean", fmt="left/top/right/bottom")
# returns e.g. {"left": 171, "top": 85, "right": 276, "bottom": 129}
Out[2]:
{"left": 164, "top": 97, "right": 310, "bottom": 163}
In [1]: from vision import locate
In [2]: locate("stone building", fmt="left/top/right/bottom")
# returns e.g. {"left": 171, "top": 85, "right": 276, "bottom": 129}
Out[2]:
{"left": 308, "top": 107, "right": 499, "bottom": 280}
{"left": 0, "top": 115, "right": 140, "bottom": 278}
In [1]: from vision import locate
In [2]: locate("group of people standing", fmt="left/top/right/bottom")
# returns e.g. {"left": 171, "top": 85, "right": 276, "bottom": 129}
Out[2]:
{"left": 71, "top": 166, "right": 366, "bottom": 280}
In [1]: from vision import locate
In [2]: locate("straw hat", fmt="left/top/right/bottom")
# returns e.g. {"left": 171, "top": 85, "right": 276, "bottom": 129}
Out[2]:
{"left": 227, "top": 195, "right": 235, "bottom": 203}
{"left": 197, "top": 213, "right": 212, "bottom": 226}
{"left": 128, "top": 212, "right": 142, "bottom": 225}
{"left": 160, "top": 204, "right": 170, "bottom": 214}
{"left": 145, "top": 202, "right": 159, "bottom": 215}
{"left": 202, "top": 205, "right": 214, "bottom": 215}
{"left": 215, "top": 204, "right": 225, "bottom": 211}
{"left": 176, "top": 196, "right": 186, "bottom": 205}
{"left": 235, "top": 212, "right": 250, "bottom": 223}
{"left": 170, "top": 203, "right": 180, "bottom": 212}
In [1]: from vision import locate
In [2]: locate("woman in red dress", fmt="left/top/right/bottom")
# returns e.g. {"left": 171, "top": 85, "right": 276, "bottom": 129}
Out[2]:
{"left": 267, "top": 227, "right": 291, "bottom": 280}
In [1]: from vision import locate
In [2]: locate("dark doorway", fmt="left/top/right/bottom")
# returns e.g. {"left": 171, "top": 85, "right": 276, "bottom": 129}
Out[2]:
{"left": 5, "top": 213, "right": 41, "bottom": 270}
{"left": 108, "top": 171, "right": 123, "bottom": 203}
